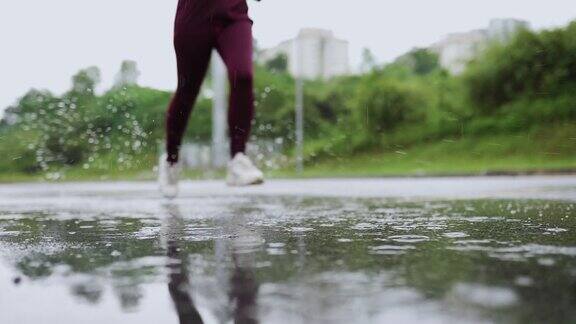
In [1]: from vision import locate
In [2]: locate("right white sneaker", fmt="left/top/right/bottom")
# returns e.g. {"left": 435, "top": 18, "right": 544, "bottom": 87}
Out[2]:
{"left": 158, "top": 153, "right": 181, "bottom": 199}
{"left": 227, "top": 153, "right": 264, "bottom": 187}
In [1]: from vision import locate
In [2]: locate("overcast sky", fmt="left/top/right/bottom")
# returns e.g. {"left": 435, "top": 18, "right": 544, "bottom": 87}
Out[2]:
{"left": 1, "top": 0, "right": 575, "bottom": 113}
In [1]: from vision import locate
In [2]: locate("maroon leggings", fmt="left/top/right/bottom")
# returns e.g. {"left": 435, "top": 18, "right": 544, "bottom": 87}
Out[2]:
{"left": 166, "top": 0, "right": 255, "bottom": 163}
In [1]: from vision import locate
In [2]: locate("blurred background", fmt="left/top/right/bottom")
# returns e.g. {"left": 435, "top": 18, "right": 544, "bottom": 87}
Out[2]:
{"left": 0, "top": 0, "right": 575, "bottom": 181}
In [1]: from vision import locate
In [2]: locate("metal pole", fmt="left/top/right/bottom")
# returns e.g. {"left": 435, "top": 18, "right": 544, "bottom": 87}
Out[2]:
{"left": 212, "top": 50, "right": 228, "bottom": 168}
{"left": 295, "top": 39, "right": 304, "bottom": 174}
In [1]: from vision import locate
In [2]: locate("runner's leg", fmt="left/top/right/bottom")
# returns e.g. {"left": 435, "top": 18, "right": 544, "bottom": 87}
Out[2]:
{"left": 215, "top": 20, "right": 255, "bottom": 157}
{"left": 165, "top": 29, "right": 213, "bottom": 164}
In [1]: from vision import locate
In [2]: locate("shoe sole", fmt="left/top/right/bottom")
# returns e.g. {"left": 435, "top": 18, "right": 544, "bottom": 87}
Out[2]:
{"left": 160, "top": 187, "right": 178, "bottom": 199}
{"left": 227, "top": 177, "right": 265, "bottom": 187}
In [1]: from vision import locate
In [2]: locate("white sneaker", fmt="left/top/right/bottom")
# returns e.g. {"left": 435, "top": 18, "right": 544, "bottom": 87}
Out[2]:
{"left": 158, "top": 153, "right": 181, "bottom": 198}
{"left": 227, "top": 153, "right": 264, "bottom": 187}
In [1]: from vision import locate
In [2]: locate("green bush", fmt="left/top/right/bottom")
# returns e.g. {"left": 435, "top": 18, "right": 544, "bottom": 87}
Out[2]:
{"left": 352, "top": 76, "right": 425, "bottom": 144}
{"left": 464, "top": 21, "right": 576, "bottom": 116}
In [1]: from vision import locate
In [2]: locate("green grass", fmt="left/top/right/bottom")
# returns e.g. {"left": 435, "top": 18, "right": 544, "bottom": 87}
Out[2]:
{"left": 1, "top": 124, "right": 574, "bottom": 183}
{"left": 271, "top": 147, "right": 575, "bottom": 179}
{"left": 271, "top": 124, "right": 576, "bottom": 178}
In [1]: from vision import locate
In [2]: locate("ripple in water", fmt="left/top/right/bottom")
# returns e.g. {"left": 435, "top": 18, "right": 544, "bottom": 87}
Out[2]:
{"left": 387, "top": 235, "right": 430, "bottom": 243}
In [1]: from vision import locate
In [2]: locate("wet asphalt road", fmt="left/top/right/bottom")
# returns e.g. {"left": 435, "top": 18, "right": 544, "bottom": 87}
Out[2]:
{"left": 0, "top": 176, "right": 575, "bottom": 324}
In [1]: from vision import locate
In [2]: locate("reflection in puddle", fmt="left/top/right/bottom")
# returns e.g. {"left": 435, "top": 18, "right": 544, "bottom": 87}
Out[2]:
{"left": 449, "top": 283, "right": 518, "bottom": 308}
{"left": 0, "top": 197, "right": 575, "bottom": 323}
{"left": 164, "top": 203, "right": 260, "bottom": 324}
{"left": 164, "top": 204, "right": 205, "bottom": 324}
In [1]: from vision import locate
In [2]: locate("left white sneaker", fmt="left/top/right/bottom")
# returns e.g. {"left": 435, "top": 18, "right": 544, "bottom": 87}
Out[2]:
{"left": 158, "top": 153, "right": 181, "bottom": 198}
{"left": 227, "top": 153, "right": 264, "bottom": 187}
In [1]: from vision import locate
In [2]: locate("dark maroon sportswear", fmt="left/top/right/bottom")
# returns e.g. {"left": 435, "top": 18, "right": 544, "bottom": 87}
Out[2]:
{"left": 166, "top": 0, "right": 255, "bottom": 163}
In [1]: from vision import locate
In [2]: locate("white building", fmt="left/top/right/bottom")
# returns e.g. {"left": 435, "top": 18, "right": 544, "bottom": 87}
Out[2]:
{"left": 259, "top": 28, "right": 349, "bottom": 80}
{"left": 430, "top": 29, "right": 490, "bottom": 75}
{"left": 430, "top": 18, "right": 530, "bottom": 75}
{"left": 488, "top": 18, "right": 530, "bottom": 42}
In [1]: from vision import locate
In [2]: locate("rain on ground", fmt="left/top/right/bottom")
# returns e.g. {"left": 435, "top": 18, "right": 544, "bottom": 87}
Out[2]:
{"left": 0, "top": 176, "right": 575, "bottom": 323}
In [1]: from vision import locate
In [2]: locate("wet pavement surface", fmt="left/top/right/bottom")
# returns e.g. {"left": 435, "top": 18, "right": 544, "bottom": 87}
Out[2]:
{"left": 0, "top": 176, "right": 575, "bottom": 324}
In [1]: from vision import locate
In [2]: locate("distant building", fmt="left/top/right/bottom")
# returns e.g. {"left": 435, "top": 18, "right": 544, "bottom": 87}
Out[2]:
{"left": 430, "top": 18, "right": 530, "bottom": 75}
{"left": 488, "top": 18, "right": 530, "bottom": 42}
{"left": 259, "top": 28, "right": 350, "bottom": 80}
{"left": 430, "top": 29, "right": 490, "bottom": 75}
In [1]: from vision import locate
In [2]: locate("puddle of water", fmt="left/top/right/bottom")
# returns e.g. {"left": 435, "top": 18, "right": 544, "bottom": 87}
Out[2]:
{"left": 0, "top": 197, "right": 575, "bottom": 323}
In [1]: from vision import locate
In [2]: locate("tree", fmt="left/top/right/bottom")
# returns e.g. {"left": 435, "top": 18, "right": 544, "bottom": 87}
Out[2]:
{"left": 114, "top": 60, "right": 140, "bottom": 88}
{"left": 71, "top": 66, "right": 101, "bottom": 96}
{"left": 265, "top": 53, "right": 288, "bottom": 73}
{"left": 395, "top": 48, "right": 440, "bottom": 76}
{"left": 360, "top": 48, "right": 378, "bottom": 73}
{"left": 409, "top": 48, "right": 440, "bottom": 75}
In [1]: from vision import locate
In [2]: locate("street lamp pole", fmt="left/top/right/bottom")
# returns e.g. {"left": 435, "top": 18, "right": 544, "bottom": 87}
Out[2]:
{"left": 295, "top": 39, "right": 304, "bottom": 174}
